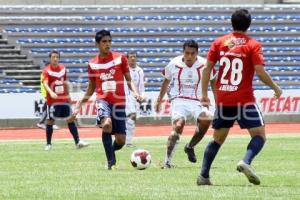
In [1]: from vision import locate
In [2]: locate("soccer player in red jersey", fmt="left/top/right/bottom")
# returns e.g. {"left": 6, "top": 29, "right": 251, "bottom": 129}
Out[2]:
{"left": 72, "top": 30, "right": 141, "bottom": 170}
{"left": 197, "top": 9, "right": 282, "bottom": 185}
{"left": 42, "top": 50, "right": 89, "bottom": 150}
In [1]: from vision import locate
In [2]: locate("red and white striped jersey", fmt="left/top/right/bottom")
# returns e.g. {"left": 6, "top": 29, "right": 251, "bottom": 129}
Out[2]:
{"left": 207, "top": 32, "right": 264, "bottom": 106}
{"left": 88, "top": 51, "right": 129, "bottom": 105}
{"left": 162, "top": 55, "right": 216, "bottom": 102}
{"left": 42, "top": 64, "right": 69, "bottom": 105}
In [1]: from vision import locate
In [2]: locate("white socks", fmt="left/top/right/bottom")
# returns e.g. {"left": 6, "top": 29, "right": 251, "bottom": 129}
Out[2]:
{"left": 126, "top": 118, "right": 135, "bottom": 144}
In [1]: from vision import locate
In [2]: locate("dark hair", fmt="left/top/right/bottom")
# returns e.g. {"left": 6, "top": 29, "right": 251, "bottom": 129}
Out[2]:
{"left": 231, "top": 9, "right": 251, "bottom": 32}
{"left": 95, "top": 29, "right": 111, "bottom": 43}
{"left": 127, "top": 51, "right": 137, "bottom": 58}
{"left": 183, "top": 40, "right": 198, "bottom": 51}
{"left": 49, "top": 50, "right": 60, "bottom": 58}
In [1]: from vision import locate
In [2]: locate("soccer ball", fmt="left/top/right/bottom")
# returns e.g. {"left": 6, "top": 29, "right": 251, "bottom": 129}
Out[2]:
{"left": 130, "top": 149, "right": 151, "bottom": 170}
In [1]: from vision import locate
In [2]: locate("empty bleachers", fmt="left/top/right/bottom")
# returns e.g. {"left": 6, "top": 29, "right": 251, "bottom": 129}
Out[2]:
{"left": 0, "top": 5, "right": 300, "bottom": 93}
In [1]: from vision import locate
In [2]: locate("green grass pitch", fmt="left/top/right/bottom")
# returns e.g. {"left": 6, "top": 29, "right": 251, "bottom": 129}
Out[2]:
{"left": 0, "top": 135, "right": 299, "bottom": 200}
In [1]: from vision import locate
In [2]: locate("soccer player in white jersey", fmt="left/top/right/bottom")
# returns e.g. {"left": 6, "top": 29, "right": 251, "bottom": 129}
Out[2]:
{"left": 125, "top": 51, "right": 145, "bottom": 147}
{"left": 155, "top": 40, "right": 216, "bottom": 168}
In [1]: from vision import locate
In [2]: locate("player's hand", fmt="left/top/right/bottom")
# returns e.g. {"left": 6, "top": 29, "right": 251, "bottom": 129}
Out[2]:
{"left": 154, "top": 100, "right": 162, "bottom": 113}
{"left": 50, "top": 91, "right": 58, "bottom": 99}
{"left": 200, "top": 96, "right": 211, "bottom": 107}
{"left": 70, "top": 102, "right": 81, "bottom": 121}
{"left": 133, "top": 93, "right": 143, "bottom": 102}
{"left": 137, "top": 96, "right": 145, "bottom": 104}
{"left": 274, "top": 86, "right": 282, "bottom": 99}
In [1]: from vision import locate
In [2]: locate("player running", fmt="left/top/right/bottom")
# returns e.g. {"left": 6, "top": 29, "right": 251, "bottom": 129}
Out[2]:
{"left": 198, "top": 9, "right": 282, "bottom": 185}
{"left": 155, "top": 40, "right": 216, "bottom": 168}
{"left": 72, "top": 30, "right": 141, "bottom": 170}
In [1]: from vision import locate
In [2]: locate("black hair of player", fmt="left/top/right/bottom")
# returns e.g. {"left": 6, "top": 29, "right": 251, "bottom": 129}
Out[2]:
{"left": 183, "top": 40, "right": 198, "bottom": 52}
{"left": 127, "top": 51, "right": 137, "bottom": 58}
{"left": 231, "top": 9, "right": 251, "bottom": 32}
{"left": 49, "top": 50, "right": 60, "bottom": 58}
{"left": 95, "top": 29, "right": 112, "bottom": 43}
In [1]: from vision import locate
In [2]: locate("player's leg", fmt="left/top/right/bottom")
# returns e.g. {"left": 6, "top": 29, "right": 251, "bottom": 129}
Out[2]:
{"left": 37, "top": 102, "right": 47, "bottom": 129}
{"left": 162, "top": 117, "right": 185, "bottom": 168}
{"left": 162, "top": 99, "right": 187, "bottom": 168}
{"left": 236, "top": 104, "right": 265, "bottom": 185}
{"left": 66, "top": 118, "right": 89, "bottom": 149}
{"left": 125, "top": 95, "right": 137, "bottom": 146}
{"left": 125, "top": 113, "right": 136, "bottom": 147}
{"left": 45, "top": 104, "right": 54, "bottom": 150}
{"left": 110, "top": 105, "right": 127, "bottom": 169}
{"left": 197, "top": 106, "right": 236, "bottom": 185}
{"left": 185, "top": 107, "right": 213, "bottom": 163}
{"left": 101, "top": 117, "right": 115, "bottom": 169}
{"left": 96, "top": 100, "right": 115, "bottom": 169}
{"left": 45, "top": 118, "right": 55, "bottom": 150}
{"left": 198, "top": 128, "right": 229, "bottom": 183}
{"left": 57, "top": 103, "right": 79, "bottom": 145}
{"left": 60, "top": 103, "right": 89, "bottom": 148}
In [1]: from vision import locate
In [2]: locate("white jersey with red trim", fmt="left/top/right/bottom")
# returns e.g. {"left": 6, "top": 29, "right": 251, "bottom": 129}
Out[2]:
{"left": 163, "top": 55, "right": 216, "bottom": 102}
{"left": 124, "top": 65, "right": 145, "bottom": 114}
{"left": 125, "top": 65, "right": 145, "bottom": 97}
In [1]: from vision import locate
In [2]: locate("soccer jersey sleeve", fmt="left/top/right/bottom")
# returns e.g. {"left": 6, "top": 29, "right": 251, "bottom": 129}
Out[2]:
{"left": 252, "top": 43, "right": 265, "bottom": 66}
{"left": 121, "top": 54, "right": 130, "bottom": 74}
{"left": 162, "top": 61, "right": 173, "bottom": 80}
{"left": 207, "top": 40, "right": 219, "bottom": 63}
{"left": 138, "top": 69, "right": 145, "bottom": 96}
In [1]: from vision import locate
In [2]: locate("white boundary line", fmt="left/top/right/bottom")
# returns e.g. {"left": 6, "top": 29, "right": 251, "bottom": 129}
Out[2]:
{"left": 0, "top": 134, "right": 299, "bottom": 143}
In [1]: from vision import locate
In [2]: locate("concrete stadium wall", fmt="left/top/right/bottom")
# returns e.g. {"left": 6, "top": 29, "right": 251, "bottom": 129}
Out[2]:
{"left": 0, "top": 0, "right": 280, "bottom": 5}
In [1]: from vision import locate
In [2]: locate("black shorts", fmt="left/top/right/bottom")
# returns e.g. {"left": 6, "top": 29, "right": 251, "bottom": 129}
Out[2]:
{"left": 46, "top": 103, "right": 72, "bottom": 120}
{"left": 212, "top": 104, "right": 265, "bottom": 129}
{"left": 96, "top": 100, "right": 126, "bottom": 134}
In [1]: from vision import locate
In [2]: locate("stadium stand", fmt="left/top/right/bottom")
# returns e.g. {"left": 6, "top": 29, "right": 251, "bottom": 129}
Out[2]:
{"left": 0, "top": 5, "right": 300, "bottom": 92}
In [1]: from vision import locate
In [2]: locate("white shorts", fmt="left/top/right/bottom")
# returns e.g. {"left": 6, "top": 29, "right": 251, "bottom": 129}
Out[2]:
{"left": 126, "top": 94, "right": 139, "bottom": 116}
{"left": 170, "top": 98, "right": 212, "bottom": 123}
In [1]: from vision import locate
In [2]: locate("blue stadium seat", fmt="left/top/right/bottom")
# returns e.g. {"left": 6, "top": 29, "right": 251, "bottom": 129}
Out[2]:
{"left": 0, "top": 78, "right": 20, "bottom": 84}
{"left": 0, "top": 88, "right": 36, "bottom": 93}
{"left": 7, "top": 26, "right": 300, "bottom": 35}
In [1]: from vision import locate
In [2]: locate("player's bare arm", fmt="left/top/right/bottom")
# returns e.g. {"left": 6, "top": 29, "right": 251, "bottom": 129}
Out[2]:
{"left": 254, "top": 64, "right": 282, "bottom": 98}
{"left": 209, "top": 77, "right": 217, "bottom": 104}
{"left": 43, "top": 80, "right": 58, "bottom": 99}
{"left": 155, "top": 78, "right": 170, "bottom": 113}
{"left": 64, "top": 81, "right": 71, "bottom": 102}
{"left": 71, "top": 79, "right": 96, "bottom": 119}
{"left": 201, "top": 61, "right": 215, "bottom": 106}
{"left": 124, "top": 72, "right": 142, "bottom": 102}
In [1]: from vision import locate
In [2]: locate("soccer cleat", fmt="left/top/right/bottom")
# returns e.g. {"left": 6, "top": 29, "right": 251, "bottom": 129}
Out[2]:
{"left": 37, "top": 123, "right": 46, "bottom": 129}
{"left": 107, "top": 165, "right": 118, "bottom": 170}
{"left": 197, "top": 175, "right": 213, "bottom": 186}
{"left": 161, "top": 162, "right": 175, "bottom": 169}
{"left": 44, "top": 144, "right": 52, "bottom": 151}
{"left": 126, "top": 143, "right": 135, "bottom": 148}
{"left": 237, "top": 160, "right": 261, "bottom": 185}
{"left": 107, "top": 160, "right": 117, "bottom": 170}
{"left": 184, "top": 144, "right": 197, "bottom": 163}
{"left": 76, "top": 140, "right": 89, "bottom": 149}
{"left": 53, "top": 125, "right": 59, "bottom": 130}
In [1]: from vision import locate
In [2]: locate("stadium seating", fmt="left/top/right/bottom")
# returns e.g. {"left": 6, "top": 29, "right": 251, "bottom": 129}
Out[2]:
{"left": 0, "top": 5, "right": 300, "bottom": 92}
